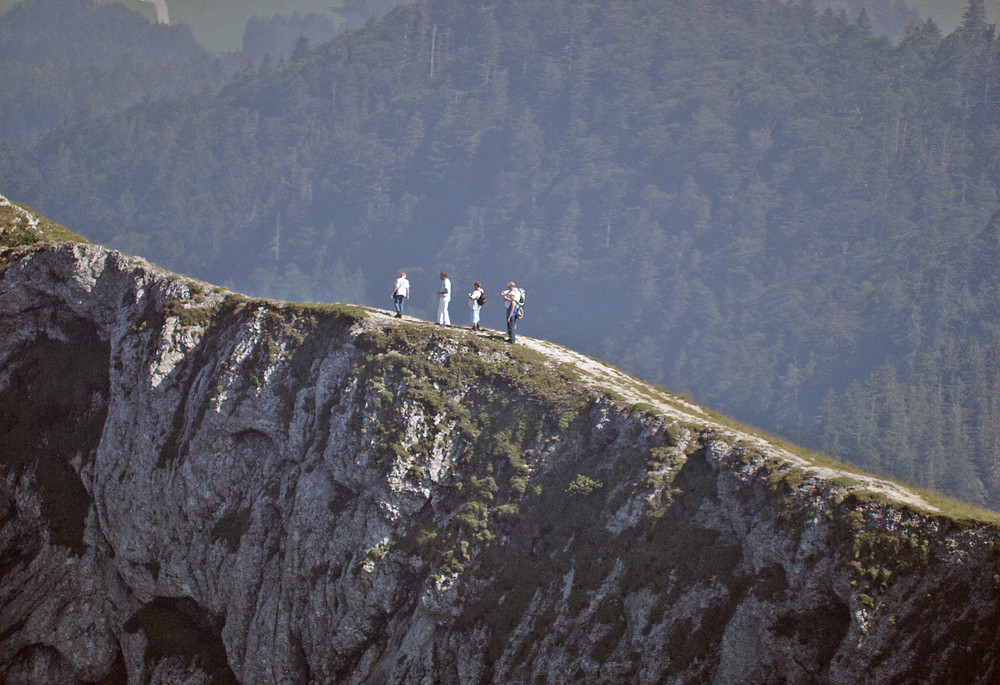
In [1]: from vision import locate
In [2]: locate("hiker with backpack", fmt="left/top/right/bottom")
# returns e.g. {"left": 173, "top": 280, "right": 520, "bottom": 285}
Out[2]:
{"left": 501, "top": 281, "right": 524, "bottom": 343}
{"left": 468, "top": 281, "right": 485, "bottom": 331}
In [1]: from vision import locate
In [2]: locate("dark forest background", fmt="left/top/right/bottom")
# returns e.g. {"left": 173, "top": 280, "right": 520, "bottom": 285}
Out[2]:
{"left": 2, "top": 0, "right": 999, "bottom": 508}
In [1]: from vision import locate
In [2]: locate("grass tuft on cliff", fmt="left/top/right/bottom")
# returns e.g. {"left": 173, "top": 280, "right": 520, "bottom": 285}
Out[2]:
{"left": 0, "top": 195, "right": 85, "bottom": 248}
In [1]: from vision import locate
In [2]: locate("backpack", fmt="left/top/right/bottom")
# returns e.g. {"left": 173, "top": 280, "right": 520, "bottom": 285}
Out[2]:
{"left": 514, "top": 290, "right": 525, "bottom": 319}
{"left": 477, "top": 291, "right": 486, "bottom": 306}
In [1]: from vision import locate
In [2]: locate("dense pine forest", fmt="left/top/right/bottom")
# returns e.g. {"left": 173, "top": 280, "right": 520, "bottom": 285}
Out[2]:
{"left": 1, "top": 0, "right": 999, "bottom": 508}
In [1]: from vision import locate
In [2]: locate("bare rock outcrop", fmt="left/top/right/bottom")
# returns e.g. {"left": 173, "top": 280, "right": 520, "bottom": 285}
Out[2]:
{"left": 2, "top": 238, "right": 1000, "bottom": 684}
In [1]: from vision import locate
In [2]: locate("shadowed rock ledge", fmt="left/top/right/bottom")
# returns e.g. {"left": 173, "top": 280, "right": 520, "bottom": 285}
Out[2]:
{"left": 2, "top": 236, "right": 1000, "bottom": 684}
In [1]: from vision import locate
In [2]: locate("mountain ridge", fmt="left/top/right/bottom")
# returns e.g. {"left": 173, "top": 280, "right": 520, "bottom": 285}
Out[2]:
{"left": 0, "top": 194, "right": 947, "bottom": 516}
{"left": 4, "top": 198, "right": 1000, "bottom": 683}
{"left": 7, "top": 0, "right": 999, "bottom": 512}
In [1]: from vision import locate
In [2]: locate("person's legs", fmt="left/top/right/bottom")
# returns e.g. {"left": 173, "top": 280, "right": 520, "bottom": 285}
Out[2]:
{"left": 443, "top": 298, "right": 451, "bottom": 325}
{"left": 394, "top": 295, "right": 404, "bottom": 316}
{"left": 506, "top": 313, "right": 516, "bottom": 343}
{"left": 472, "top": 306, "right": 480, "bottom": 329}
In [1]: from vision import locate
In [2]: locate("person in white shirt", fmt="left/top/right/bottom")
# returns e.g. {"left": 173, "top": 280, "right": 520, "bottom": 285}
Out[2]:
{"left": 391, "top": 272, "right": 410, "bottom": 318}
{"left": 467, "top": 281, "right": 484, "bottom": 331}
{"left": 501, "top": 281, "right": 523, "bottom": 343}
{"left": 437, "top": 272, "right": 451, "bottom": 325}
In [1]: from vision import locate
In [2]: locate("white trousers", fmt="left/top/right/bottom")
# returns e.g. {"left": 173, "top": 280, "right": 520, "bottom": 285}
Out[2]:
{"left": 437, "top": 297, "right": 451, "bottom": 324}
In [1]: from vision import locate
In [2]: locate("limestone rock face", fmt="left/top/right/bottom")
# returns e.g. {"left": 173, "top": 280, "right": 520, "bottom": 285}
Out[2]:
{"left": 2, "top": 241, "right": 1000, "bottom": 684}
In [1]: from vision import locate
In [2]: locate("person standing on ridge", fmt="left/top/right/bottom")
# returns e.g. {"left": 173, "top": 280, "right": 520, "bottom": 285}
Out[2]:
{"left": 437, "top": 272, "right": 451, "bottom": 325}
{"left": 468, "top": 281, "right": 484, "bottom": 331}
{"left": 501, "top": 281, "right": 523, "bottom": 343}
{"left": 391, "top": 271, "right": 410, "bottom": 318}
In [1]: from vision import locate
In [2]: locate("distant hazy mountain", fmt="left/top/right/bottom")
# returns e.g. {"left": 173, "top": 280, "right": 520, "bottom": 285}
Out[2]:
{"left": 0, "top": 0, "right": 411, "bottom": 51}
{"left": 0, "top": 0, "right": 233, "bottom": 144}
{"left": 0, "top": 0, "right": 414, "bottom": 144}
{"left": 4, "top": 0, "right": 995, "bottom": 49}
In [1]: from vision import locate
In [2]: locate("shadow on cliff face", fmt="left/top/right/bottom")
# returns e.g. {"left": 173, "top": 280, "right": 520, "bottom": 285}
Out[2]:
{"left": 123, "top": 597, "right": 237, "bottom": 684}
{"left": 0, "top": 317, "right": 109, "bottom": 555}
{"left": 454, "top": 436, "right": 737, "bottom": 679}
{"left": 454, "top": 437, "right": 858, "bottom": 682}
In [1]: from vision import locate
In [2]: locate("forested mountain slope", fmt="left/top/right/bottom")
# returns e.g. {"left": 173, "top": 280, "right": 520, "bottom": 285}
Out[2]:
{"left": 0, "top": 0, "right": 236, "bottom": 144}
{"left": 4, "top": 202, "right": 1000, "bottom": 683}
{"left": 2, "top": 0, "right": 999, "bottom": 508}
{"left": 0, "top": 0, "right": 413, "bottom": 144}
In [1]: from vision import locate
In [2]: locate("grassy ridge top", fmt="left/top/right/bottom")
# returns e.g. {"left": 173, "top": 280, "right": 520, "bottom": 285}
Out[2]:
{"left": 336, "top": 306, "right": 1000, "bottom": 528}
{"left": 0, "top": 195, "right": 84, "bottom": 248}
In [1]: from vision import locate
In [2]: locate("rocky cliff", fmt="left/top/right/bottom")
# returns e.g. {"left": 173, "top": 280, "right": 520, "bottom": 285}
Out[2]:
{"left": 3, "top": 199, "right": 1000, "bottom": 684}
